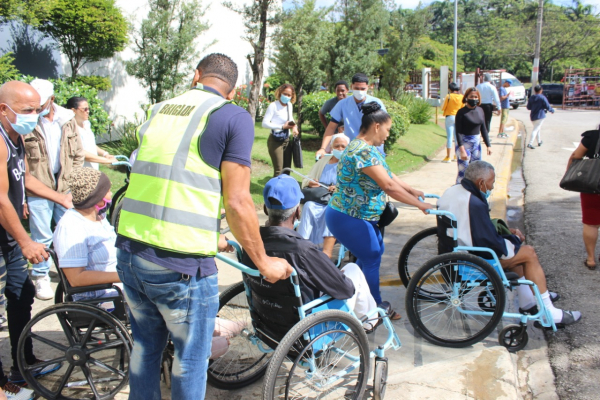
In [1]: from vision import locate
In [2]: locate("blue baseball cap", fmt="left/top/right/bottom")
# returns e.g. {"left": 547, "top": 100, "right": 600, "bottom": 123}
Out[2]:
{"left": 263, "top": 175, "right": 304, "bottom": 210}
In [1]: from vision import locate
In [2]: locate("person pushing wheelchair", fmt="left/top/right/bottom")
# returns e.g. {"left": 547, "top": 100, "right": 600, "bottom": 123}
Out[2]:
{"left": 438, "top": 161, "right": 581, "bottom": 327}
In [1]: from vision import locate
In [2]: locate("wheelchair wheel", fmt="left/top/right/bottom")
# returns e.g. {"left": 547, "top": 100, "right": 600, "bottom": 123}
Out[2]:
{"left": 499, "top": 324, "right": 528, "bottom": 352}
{"left": 18, "top": 302, "right": 132, "bottom": 400}
{"left": 110, "top": 198, "right": 124, "bottom": 233}
{"left": 406, "top": 253, "right": 506, "bottom": 348}
{"left": 207, "top": 281, "right": 272, "bottom": 390}
{"left": 262, "top": 309, "right": 370, "bottom": 400}
{"left": 54, "top": 280, "right": 65, "bottom": 304}
{"left": 373, "top": 357, "right": 388, "bottom": 400}
{"left": 477, "top": 287, "right": 498, "bottom": 312}
{"left": 398, "top": 227, "right": 438, "bottom": 288}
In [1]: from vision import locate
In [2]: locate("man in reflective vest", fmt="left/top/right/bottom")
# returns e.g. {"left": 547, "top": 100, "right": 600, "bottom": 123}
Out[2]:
{"left": 115, "top": 53, "right": 293, "bottom": 400}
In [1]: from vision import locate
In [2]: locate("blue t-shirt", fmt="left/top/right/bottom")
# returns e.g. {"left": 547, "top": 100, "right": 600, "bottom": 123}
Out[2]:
{"left": 116, "top": 86, "right": 254, "bottom": 276}
{"left": 329, "top": 139, "right": 391, "bottom": 221}
{"left": 499, "top": 87, "right": 510, "bottom": 109}
{"left": 329, "top": 95, "right": 386, "bottom": 141}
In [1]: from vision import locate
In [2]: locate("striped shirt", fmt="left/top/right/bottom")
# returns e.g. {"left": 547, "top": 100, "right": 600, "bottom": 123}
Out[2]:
{"left": 53, "top": 209, "right": 118, "bottom": 300}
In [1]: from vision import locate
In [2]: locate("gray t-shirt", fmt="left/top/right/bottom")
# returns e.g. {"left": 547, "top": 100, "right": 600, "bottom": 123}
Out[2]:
{"left": 320, "top": 97, "right": 343, "bottom": 125}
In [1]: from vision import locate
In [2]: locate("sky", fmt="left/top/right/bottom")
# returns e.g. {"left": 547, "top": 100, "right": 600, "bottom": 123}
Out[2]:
{"left": 309, "top": 0, "right": 600, "bottom": 11}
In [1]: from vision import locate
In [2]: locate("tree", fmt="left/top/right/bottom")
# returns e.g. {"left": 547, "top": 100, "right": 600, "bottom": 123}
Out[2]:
{"left": 36, "top": 0, "right": 128, "bottom": 79}
{"left": 272, "top": 0, "right": 333, "bottom": 133}
{"left": 224, "top": 0, "right": 281, "bottom": 122}
{"left": 0, "top": 53, "right": 20, "bottom": 84}
{"left": 379, "top": 7, "right": 430, "bottom": 98}
{"left": 126, "top": 0, "right": 210, "bottom": 104}
{"left": 325, "top": 0, "right": 390, "bottom": 87}
{"left": 0, "top": 0, "right": 55, "bottom": 25}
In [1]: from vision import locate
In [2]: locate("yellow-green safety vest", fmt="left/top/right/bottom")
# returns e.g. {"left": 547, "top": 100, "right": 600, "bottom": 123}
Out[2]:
{"left": 118, "top": 86, "right": 229, "bottom": 255}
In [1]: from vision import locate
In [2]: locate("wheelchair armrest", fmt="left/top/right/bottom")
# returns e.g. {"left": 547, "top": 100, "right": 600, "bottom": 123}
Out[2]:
{"left": 64, "top": 283, "right": 116, "bottom": 296}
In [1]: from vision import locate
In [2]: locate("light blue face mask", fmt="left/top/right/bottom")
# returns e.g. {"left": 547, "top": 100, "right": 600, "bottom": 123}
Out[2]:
{"left": 480, "top": 182, "right": 492, "bottom": 199}
{"left": 38, "top": 103, "right": 51, "bottom": 118}
{"left": 332, "top": 149, "right": 344, "bottom": 160}
{"left": 3, "top": 105, "right": 39, "bottom": 135}
{"left": 280, "top": 95, "right": 291, "bottom": 104}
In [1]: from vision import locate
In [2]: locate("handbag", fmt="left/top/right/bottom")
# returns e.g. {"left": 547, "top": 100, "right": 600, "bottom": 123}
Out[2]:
{"left": 378, "top": 201, "right": 398, "bottom": 228}
{"left": 301, "top": 186, "right": 331, "bottom": 205}
{"left": 292, "top": 136, "right": 303, "bottom": 169}
{"left": 559, "top": 135, "right": 600, "bottom": 193}
{"left": 270, "top": 103, "right": 291, "bottom": 142}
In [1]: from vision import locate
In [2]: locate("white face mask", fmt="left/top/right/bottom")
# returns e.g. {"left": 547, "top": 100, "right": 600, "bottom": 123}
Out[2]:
{"left": 353, "top": 90, "right": 367, "bottom": 101}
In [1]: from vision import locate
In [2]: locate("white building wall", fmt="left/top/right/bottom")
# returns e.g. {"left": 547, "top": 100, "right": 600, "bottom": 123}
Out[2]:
{"left": 1, "top": 0, "right": 277, "bottom": 125}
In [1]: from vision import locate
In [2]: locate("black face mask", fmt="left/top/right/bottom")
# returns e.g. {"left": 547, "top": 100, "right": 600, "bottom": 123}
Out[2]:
{"left": 467, "top": 99, "right": 478, "bottom": 107}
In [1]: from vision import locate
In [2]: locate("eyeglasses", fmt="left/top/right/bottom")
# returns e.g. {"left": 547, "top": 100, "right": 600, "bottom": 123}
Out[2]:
{"left": 78, "top": 107, "right": 90, "bottom": 112}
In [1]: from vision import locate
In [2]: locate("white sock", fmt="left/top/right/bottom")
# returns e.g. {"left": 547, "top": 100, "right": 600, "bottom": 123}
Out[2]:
{"left": 517, "top": 277, "right": 536, "bottom": 310}
{"left": 541, "top": 291, "right": 563, "bottom": 322}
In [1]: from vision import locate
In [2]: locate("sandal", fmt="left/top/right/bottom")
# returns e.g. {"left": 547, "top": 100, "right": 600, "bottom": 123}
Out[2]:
{"left": 584, "top": 260, "right": 597, "bottom": 270}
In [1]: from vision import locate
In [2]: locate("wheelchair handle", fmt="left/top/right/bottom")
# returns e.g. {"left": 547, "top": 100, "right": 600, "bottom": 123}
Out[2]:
{"left": 281, "top": 168, "right": 330, "bottom": 189}
{"left": 418, "top": 193, "right": 440, "bottom": 202}
{"left": 315, "top": 153, "right": 332, "bottom": 161}
{"left": 113, "top": 155, "right": 130, "bottom": 161}
{"left": 111, "top": 161, "right": 132, "bottom": 168}
{"left": 216, "top": 247, "right": 298, "bottom": 280}
{"left": 425, "top": 208, "right": 457, "bottom": 221}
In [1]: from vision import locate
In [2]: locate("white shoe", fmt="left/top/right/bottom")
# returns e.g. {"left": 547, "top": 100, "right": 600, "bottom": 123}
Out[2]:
{"left": 33, "top": 275, "right": 54, "bottom": 301}
{"left": 2, "top": 382, "right": 34, "bottom": 400}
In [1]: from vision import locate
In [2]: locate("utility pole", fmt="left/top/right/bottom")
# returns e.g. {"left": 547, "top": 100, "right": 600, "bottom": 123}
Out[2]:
{"left": 453, "top": 0, "right": 458, "bottom": 83}
{"left": 531, "top": 0, "right": 544, "bottom": 90}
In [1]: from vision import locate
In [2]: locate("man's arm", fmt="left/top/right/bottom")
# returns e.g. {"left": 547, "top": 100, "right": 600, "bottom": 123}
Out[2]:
{"left": 221, "top": 161, "right": 292, "bottom": 283}
{"left": 302, "top": 251, "right": 355, "bottom": 300}
{"left": 468, "top": 200, "right": 508, "bottom": 257}
{"left": 0, "top": 142, "right": 48, "bottom": 263}
{"left": 316, "top": 121, "right": 339, "bottom": 158}
{"left": 318, "top": 110, "right": 328, "bottom": 129}
{"left": 24, "top": 158, "right": 73, "bottom": 209}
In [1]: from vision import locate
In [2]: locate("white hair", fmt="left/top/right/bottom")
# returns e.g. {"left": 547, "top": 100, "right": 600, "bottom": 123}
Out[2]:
{"left": 266, "top": 204, "right": 299, "bottom": 224}
{"left": 331, "top": 133, "right": 350, "bottom": 147}
{"left": 464, "top": 161, "right": 495, "bottom": 181}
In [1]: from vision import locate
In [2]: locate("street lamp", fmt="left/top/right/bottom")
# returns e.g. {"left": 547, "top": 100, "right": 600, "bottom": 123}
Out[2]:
{"left": 453, "top": 0, "right": 457, "bottom": 83}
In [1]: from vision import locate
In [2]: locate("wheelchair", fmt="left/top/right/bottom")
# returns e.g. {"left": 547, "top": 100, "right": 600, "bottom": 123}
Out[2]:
{"left": 208, "top": 242, "right": 401, "bottom": 399}
{"left": 17, "top": 250, "right": 174, "bottom": 399}
{"left": 404, "top": 205, "right": 557, "bottom": 352}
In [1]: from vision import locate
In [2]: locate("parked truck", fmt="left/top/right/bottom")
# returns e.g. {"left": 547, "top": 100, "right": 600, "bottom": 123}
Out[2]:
{"left": 459, "top": 72, "right": 527, "bottom": 109}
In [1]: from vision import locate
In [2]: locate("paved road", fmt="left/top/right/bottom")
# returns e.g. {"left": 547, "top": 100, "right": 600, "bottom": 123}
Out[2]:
{"left": 512, "top": 107, "right": 600, "bottom": 400}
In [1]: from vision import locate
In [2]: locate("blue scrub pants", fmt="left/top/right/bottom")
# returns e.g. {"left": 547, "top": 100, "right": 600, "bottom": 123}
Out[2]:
{"left": 325, "top": 207, "right": 384, "bottom": 304}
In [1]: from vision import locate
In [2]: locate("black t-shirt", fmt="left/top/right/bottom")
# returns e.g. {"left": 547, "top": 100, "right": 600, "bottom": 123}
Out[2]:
{"left": 455, "top": 106, "right": 491, "bottom": 147}
{"left": 0, "top": 125, "right": 25, "bottom": 248}
{"left": 116, "top": 86, "right": 254, "bottom": 276}
{"left": 242, "top": 226, "right": 355, "bottom": 304}
{"left": 581, "top": 130, "right": 600, "bottom": 158}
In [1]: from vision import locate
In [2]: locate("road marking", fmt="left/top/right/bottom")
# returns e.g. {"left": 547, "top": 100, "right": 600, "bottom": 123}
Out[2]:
{"left": 562, "top": 142, "right": 580, "bottom": 152}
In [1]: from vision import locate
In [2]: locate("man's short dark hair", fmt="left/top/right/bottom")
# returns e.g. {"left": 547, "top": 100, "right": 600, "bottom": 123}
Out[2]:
{"left": 196, "top": 53, "right": 238, "bottom": 91}
{"left": 351, "top": 73, "right": 369, "bottom": 84}
{"left": 335, "top": 80, "right": 349, "bottom": 90}
{"left": 534, "top": 85, "right": 542, "bottom": 93}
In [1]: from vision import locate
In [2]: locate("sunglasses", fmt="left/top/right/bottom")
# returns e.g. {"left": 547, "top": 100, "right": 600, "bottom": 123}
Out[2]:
{"left": 78, "top": 107, "right": 90, "bottom": 112}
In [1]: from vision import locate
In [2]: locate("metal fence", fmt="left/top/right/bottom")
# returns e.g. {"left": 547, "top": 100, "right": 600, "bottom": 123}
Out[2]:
{"left": 561, "top": 68, "right": 600, "bottom": 110}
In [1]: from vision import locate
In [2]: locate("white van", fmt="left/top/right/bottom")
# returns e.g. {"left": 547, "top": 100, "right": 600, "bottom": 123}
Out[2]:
{"left": 459, "top": 72, "right": 527, "bottom": 109}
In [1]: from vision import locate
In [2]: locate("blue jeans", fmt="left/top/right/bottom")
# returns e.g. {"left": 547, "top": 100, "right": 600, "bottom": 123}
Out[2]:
{"left": 116, "top": 249, "right": 219, "bottom": 400}
{"left": 445, "top": 116, "right": 456, "bottom": 149}
{"left": 27, "top": 196, "right": 67, "bottom": 277}
{"left": 325, "top": 207, "right": 384, "bottom": 304}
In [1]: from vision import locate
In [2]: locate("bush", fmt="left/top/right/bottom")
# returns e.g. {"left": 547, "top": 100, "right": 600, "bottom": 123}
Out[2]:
{"left": 381, "top": 99, "right": 410, "bottom": 152}
{"left": 396, "top": 92, "right": 433, "bottom": 124}
{"left": 0, "top": 53, "right": 20, "bottom": 83}
{"left": 100, "top": 116, "right": 141, "bottom": 158}
{"left": 301, "top": 91, "right": 333, "bottom": 136}
{"left": 73, "top": 75, "right": 112, "bottom": 91}
{"left": 21, "top": 75, "right": 111, "bottom": 135}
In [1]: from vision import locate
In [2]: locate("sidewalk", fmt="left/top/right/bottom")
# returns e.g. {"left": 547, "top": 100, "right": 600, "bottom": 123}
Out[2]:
{"left": 211, "top": 114, "right": 558, "bottom": 399}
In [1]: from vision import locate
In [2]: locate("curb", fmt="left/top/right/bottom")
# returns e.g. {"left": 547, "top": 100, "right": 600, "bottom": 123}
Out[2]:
{"left": 489, "top": 117, "right": 520, "bottom": 219}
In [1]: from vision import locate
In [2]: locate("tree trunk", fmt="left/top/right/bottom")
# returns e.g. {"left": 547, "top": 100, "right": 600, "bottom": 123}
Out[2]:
{"left": 246, "top": 0, "right": 269, "bottom": 122}
{"left": 296, "top": 85, "right": 304, "bottom": 137}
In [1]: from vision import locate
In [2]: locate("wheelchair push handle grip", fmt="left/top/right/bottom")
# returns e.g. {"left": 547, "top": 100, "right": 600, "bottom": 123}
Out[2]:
{"left": 216, "top": 243, "right": 298, "bottom": 281}
{"left": 418, "top": 193, "right": 440, "bottom": 202}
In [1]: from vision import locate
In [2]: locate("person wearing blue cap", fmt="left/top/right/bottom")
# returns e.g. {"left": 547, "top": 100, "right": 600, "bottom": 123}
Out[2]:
{"left": 242, "top": 175, "right": 381, "bottom": 331}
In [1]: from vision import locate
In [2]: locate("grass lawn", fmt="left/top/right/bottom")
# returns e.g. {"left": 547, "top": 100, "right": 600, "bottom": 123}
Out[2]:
{"left": 98, "top": 120, "right": 446, "bottom": 207}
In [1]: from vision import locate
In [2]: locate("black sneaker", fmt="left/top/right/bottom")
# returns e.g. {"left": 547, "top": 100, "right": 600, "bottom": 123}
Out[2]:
{"left": 9, "top": 359, "right": 62, "bottom": 383}
{"left": 527, "top": 144, "right": 535, "bottom": 149}
{"left": 538, "top": 141, "right": 543, "bottom": 147}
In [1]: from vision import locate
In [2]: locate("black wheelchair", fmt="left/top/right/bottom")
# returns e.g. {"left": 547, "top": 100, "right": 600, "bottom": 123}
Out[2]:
{"left": 17, "top": 250, "right": 174, "bottom": 399}
{"left": 207, "top": 242, "right": 401, "bottom": 399}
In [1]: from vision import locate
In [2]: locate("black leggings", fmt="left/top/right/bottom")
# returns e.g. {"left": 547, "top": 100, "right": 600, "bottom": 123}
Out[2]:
{"left": 480, "top": 103, "right": 493, "bottom": 134}
{"left": 6, "top": 277, "right": 36, "bottom": 370}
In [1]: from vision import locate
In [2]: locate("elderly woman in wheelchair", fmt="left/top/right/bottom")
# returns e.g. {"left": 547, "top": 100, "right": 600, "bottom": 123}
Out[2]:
{"left": 297, "top": 133, "right": 349, "bottom": 258}
{"left": 405, "top": 161, "right": 581, "bottom": 352}
{"left": 207, "top": 175, "right": 401, "bottom": 399}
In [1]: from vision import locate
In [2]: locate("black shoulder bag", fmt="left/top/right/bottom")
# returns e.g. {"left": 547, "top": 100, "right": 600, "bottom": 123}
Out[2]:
{"left": 560, "top": 133, "right": 600, "bottom": 193}
{"left": 270, "top": 104, "right": 290, "bottom": 142}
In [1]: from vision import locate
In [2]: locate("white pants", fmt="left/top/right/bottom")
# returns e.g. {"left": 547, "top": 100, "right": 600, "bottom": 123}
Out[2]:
{"left": 529, "top": 119, "right": 545, "bottom": 145}
{"left": 341, "top": 263, "right": 377, "bottom": 327}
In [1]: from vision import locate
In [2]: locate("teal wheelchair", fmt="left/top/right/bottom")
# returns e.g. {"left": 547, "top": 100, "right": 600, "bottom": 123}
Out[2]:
{"left": 404, "top": 202, "right": 557, "bottom": 352}
{"left": 207, "top": 242, "right": 401, "bottom": 399}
